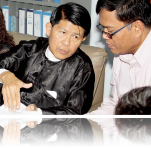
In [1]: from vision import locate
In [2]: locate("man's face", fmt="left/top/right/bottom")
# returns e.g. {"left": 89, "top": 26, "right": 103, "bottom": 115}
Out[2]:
{"left": 46, "top": 20, "right": 86, "bottom": 60}
{"left": 99, "top": 9, "right": 140, "bottom": 55}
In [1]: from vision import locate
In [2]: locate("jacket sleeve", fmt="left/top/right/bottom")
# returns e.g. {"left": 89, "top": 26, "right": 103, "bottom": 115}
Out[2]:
{"left": 0, "top": 40, "right": 35, "bottom": 72}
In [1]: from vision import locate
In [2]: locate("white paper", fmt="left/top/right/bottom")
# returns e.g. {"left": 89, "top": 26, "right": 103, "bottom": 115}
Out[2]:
{"left": 0, "top": 103, "right": 42, "bottom": 115}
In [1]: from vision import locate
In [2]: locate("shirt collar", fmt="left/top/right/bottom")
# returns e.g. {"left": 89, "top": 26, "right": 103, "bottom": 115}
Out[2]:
{"left": 119, "top": 30, "right": 151, "bottom": 66}
{"left": 45, "top": 47, "right": 61, "bottom": 62}
{"left": 119, "top": 54, "right": 133, "bottom": 65}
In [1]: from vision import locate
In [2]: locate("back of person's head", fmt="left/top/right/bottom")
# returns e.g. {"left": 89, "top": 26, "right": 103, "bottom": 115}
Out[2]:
{"left": 96, "top": 0, "right": 151, "bottom": 28}
{"left": 0, "top": 8, "right": 15, "bottom": 48}
{"left": 115, "top": 87, "right": 151, "bottom": 145}
{"left": 115, "top": 87, "right": 151, "bottom": 115}
{"left": 50, "top": 2, "right": 91, "bottom": 37}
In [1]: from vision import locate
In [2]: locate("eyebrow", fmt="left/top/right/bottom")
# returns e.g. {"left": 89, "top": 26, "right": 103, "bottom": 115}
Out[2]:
{"left": 61, "top": 28, "right": 82, "bottom": 36}
{"left": 100, "top": 24, "right": 115, "bottom": 29}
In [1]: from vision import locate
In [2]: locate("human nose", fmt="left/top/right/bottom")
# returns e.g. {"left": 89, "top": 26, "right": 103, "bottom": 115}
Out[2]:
{"left": 102, "top": 28, "right": 110, "bottom": 40}
{"left": 62, "top": 35, "right": 70, "bottom": 46}
{"left": 102, "top": 32, "right": 108, "bottom": 40}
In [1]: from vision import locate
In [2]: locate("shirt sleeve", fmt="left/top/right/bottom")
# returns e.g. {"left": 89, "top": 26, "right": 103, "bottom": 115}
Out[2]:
{"left": 85, "top": 97, "right": 116, "bottom": 135}
{"left": 88, "top": 56, "right": 118, "bottom": 115}
{"left": 0, "top": 69, "right": 8, "bottom": 74}
{"left": 0, "top": 69, "right": 8, "bottom": 84}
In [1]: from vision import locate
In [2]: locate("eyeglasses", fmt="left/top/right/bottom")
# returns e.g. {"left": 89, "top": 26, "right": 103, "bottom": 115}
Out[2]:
{"left": 96, "top": 22, "right": 133, "bottom": 39}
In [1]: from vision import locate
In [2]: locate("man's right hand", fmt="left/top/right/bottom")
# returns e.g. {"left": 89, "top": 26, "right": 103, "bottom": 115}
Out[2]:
{"left": 0, "top": 71, "right": 32, "bottom": 112}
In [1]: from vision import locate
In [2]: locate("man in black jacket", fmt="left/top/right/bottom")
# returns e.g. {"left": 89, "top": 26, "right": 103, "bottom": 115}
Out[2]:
{"left": 0, "top": 2, "right": 95, "bottom": 115}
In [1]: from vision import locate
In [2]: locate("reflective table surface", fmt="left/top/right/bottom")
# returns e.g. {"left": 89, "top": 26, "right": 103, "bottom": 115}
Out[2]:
{"left": 0, "top": 118, "right": 94, "bottom": 147}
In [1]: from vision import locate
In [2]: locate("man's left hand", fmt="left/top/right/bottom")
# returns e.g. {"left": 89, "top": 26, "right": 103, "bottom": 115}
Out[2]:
{"left": 26, "top": 104, "right": 37, "bottom": 111}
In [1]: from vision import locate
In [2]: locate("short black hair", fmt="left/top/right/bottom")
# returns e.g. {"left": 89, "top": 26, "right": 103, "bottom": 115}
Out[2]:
{"left": 115, "top": 86, "right": 151, "bottom": 115}
{"left": 96, "top": 0, "right": 151, "bottom": 28}
{"left": 115, "top": 87, "right": 151, "bottom": 145}
{"left": 50, "top": 2, "right": 91, "bottom": 37}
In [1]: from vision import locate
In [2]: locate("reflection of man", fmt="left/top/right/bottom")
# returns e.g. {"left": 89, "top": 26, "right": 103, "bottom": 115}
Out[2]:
{"left": 0, "top": 118, "right": 94, "bottom": 147}
{"left": 0, "top": 2, "right": 95, "bottom": 114}
{"left": 89, "top": 0, "right": 151, "bottom": 115}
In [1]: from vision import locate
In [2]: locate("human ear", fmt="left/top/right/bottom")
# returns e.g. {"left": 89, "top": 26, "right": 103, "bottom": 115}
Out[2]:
{"left": 46, "top": 22, "right": 52, "bottom": 36}
{"left": 133, "top": 20, "right": 144, "bottom": 37}
{"left": 82, "top": 37, "right": 86, "bottom": 41}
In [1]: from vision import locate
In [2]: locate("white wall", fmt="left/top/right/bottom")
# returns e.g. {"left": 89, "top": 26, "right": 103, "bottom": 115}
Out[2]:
{"left": 90, "top": 0, "right": 114, "bottom": 99}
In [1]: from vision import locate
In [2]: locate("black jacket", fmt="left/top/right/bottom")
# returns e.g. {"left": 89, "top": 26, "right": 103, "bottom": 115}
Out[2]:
{"left": 0, "top": 37, "right": 95, "bottom": 115}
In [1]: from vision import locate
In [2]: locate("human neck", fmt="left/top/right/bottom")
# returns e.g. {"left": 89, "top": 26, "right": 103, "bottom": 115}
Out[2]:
{"left": 132, "top": 28, "right": 151, "bottom": 55}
